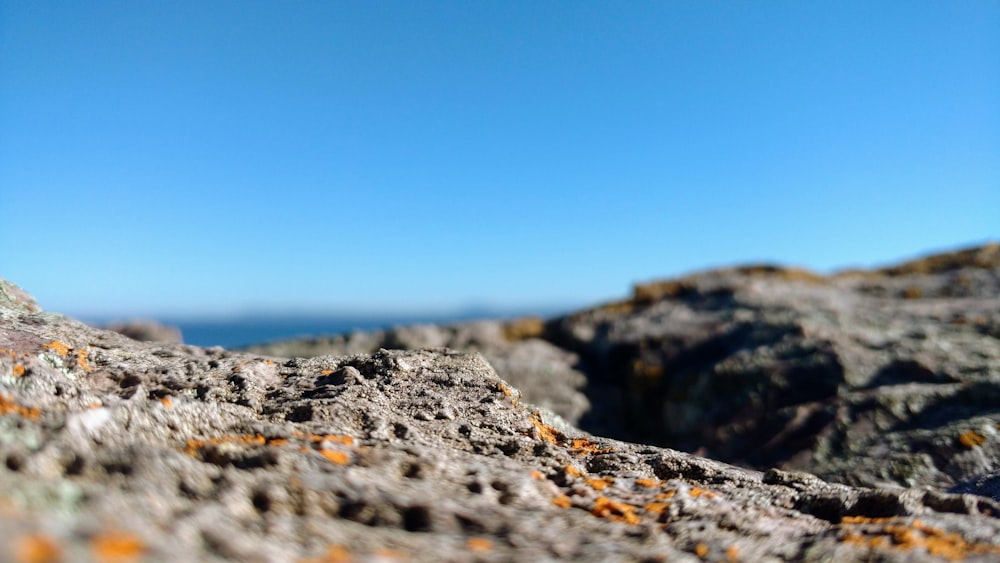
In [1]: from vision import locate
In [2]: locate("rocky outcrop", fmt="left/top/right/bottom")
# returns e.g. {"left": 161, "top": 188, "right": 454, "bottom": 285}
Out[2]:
{"left": 243, "top": 319, "right": 590, "bottom": 427}
{"left": 245, "top": 244, "right": 1000, "bottom": 499}
{"left": 541, "top": 243, "right": 1000, "bottom": 495}
{"left": 5, "top": 273, "right": 1000, "bottom": 561}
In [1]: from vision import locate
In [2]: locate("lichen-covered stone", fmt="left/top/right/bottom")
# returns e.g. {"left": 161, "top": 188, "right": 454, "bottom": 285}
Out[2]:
{"left": 541, "top": 243, "right": 1000, "bottom": 496}
{"left": 3, "top": 274, "right": 1000, "bottom": 561}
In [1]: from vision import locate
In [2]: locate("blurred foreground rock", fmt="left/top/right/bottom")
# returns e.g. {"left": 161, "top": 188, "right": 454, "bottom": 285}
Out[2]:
{"left": 5, "top": 251, "right": 1000, "bottom": 561}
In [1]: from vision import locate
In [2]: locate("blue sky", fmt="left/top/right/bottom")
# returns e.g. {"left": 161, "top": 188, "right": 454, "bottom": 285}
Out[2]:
{"left": 1, "top": 1, "right": 997, "bottom": 319}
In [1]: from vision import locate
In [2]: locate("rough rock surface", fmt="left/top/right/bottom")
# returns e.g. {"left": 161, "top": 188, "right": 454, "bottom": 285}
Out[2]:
{"left": 540, "top": 243, "right": 1000, "bottom": 496}
{"left": 243, "top": 320, "right": 590, "bottom": 426}
{"left": 5, "top": 276, "right": 1000, "bottom": 561}
{"left": 246, "top": 244, "right": 1000, "bottom": 499}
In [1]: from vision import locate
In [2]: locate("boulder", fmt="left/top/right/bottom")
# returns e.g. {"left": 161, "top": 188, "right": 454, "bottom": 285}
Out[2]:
{"left": 543, "top": 243, "right": 1000, "bottom": 495}
{"left": 3, "top": 275, "right": 1000, "bottom": 561}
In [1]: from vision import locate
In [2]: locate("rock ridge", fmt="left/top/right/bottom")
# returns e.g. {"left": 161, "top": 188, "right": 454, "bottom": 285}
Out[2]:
{"left": 2, "top": 255, "right": 1000, "bottom": 560}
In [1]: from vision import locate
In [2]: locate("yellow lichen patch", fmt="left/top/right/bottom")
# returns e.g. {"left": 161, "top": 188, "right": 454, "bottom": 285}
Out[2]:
{"left": 294, "top": 432, "right": 355, "bottom": 446}
{"left": 320, "top": 450, "right": 350, "bottom": 465}
{"left": 466, "top": 537, "right": 493, "bottom": 552}
{"left": 75, "top": 349, "right": 94, "bottom": 372}
{"left": 530, "top": 470, "right": 545, "bottom": 480}
{"left": 320, "top": 369, "right": 334, "bottom": 376}
{"left": 551, "top": 495, "right": 572, "bottom": 508}
{"left": 0, "top": 394, "right": 40, "bottom": 420}
{"left": 655, "top": 490, "right": 677, "bottom": 500}
{"left": 158, "top": 396, "right": 172, "bottom": 409}
{"left": 635, "top": 478, "right": 661, "bottom": 488}
{"left": 528, "top": 413, "right": 562, "bottom": 444}
{"left": 14, "top": 533, "right": 62, "bottom": 563}
{"left": 321, "top": 434, "right": 354, "bottom": 446}
{"left": 725, "top": 544, "right": 740, "bottom": 562}
{"left": 591, "top": 497, "right": 640, "bottom": 525}
{"left": 644, "top": 502, "right": 670, "bottom": 515}
{"left": 43, "top": 341, "right": 69, "bottom": 357}
{"left": 90, "top": 531, "right": 145, "bottom": 563}
{"left": 12, "top": 364, "right": 26, "bottom": 377}
{"left": 958, "top": 431, "right": 986, "bottom": 448}
{"left": 585, "top": 477, "right": 614, "bottom": 491}
{"left": 689, "top": 487, "right": 717, "bottom": 499}
{"left": 694, "top": 543, "right": 709, "bottom": 558}
{"left": 564, "top": 465, "right": 585, "bottom": 479}
{"left": 569, "top": 438, "right": 615, "bottom": 456}
{"left": 838, "top": 516, "right": 1000, "bottom": 560}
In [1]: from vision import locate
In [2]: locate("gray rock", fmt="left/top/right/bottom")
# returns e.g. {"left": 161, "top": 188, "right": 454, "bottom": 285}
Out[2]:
{"left": 544, "top": 243, "right": 1000, "bottom": 495}
{"left": 245, "top": 319, "right": 591, "bottom": 426}
{"left": 6, "top": 277, "right": 1000, "bottom": 560}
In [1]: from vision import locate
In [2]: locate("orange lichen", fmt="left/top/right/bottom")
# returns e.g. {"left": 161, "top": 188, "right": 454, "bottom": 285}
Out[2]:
{"left": 838, "top": 516, "right": 1000, "bottom": 560}
{"left": 75, "top": 349, "right": 93, "bottom": 372}
{"left": 466, "top": 538, "right": 493, "bottom": 552}
{"left": 184, "top": 432, "right": 356, "bottom": 467}
{"left": 298, "top": 544, "right": 351, "bottom": 563}
{"left": 551, "top": 495, "right": 572, "bottom": 508}
{"left": 644, "top": 502, "right": 671, "bottom": 514}
{"left": 689, "top": 487, "right": 717, "bottom": 499}
{"left": 694, "top": 543, "right": 709, "bottom": 558}
{"left": 586, "top": 477, "right": 614, "bottom": 491}
{"left": 373, "top": 547, "right": 408, "bottom": 560}
{"left": 530, "top": 470, "right": 544, "bottom": 480}
{"left": 0, "top": 394, "right": 40, "bottom": 420}
{"left": 320, "top": 369, "right": 334, "bottom": 375}
{"left": 294, "top": 432, "right": 354, "bottom": 446}
{"left": 43, "top": 341, "right": 70, "bottom": 357}
{"left": 529, "top": 413, "right": 562, "bottom": 444}
{"left": 14, "top": 533, "right": 62, "bottom": 563}
{"left": 591, "top": 497, "right": 640, "bottom": 525}
{"left": 90, "top": 531, "right": 145, "bottom": 562}
{"left": 569, "top": 438, "right": 615, "bottom": 456}
{"left": 564, "top": 465, "right": 585, "bottom": 478}
{"left": 12, "top": 364, "right": 26, "bottom": 377}
{"left": 158, "top": 397, "right": 172, "bottom": 409}
{"left": 655, "top": 490, "right": 677, "bottom": 500}
{"left": 320, "top": 450, "right": 350, "bottom": 465}
{"left": 725, "top": 545, "right": 740, "bottom": 562}
{"left": 958, "top": 431, "right": 986, "bottom": 448}
{"left": 497, "top": 382, "right": 513, "bottom": 397}
{"left": 184, "top": 434, "right": 269, "bottom": 456}
{"left": 635, "top": 478, "right": 660, "bottom": 488}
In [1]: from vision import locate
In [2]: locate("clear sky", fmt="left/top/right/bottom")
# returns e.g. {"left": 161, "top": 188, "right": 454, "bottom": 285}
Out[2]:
{"left": 1, "top": 1, "right": 997, "bottom": 319}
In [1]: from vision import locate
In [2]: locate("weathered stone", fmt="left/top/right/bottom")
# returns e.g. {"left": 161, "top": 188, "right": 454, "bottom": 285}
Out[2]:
{"left": 539, "top": 243, "right": 1000, "bottom": 495}
{"left": 3, "top": 272, "right": 1000, "bottom": 561}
